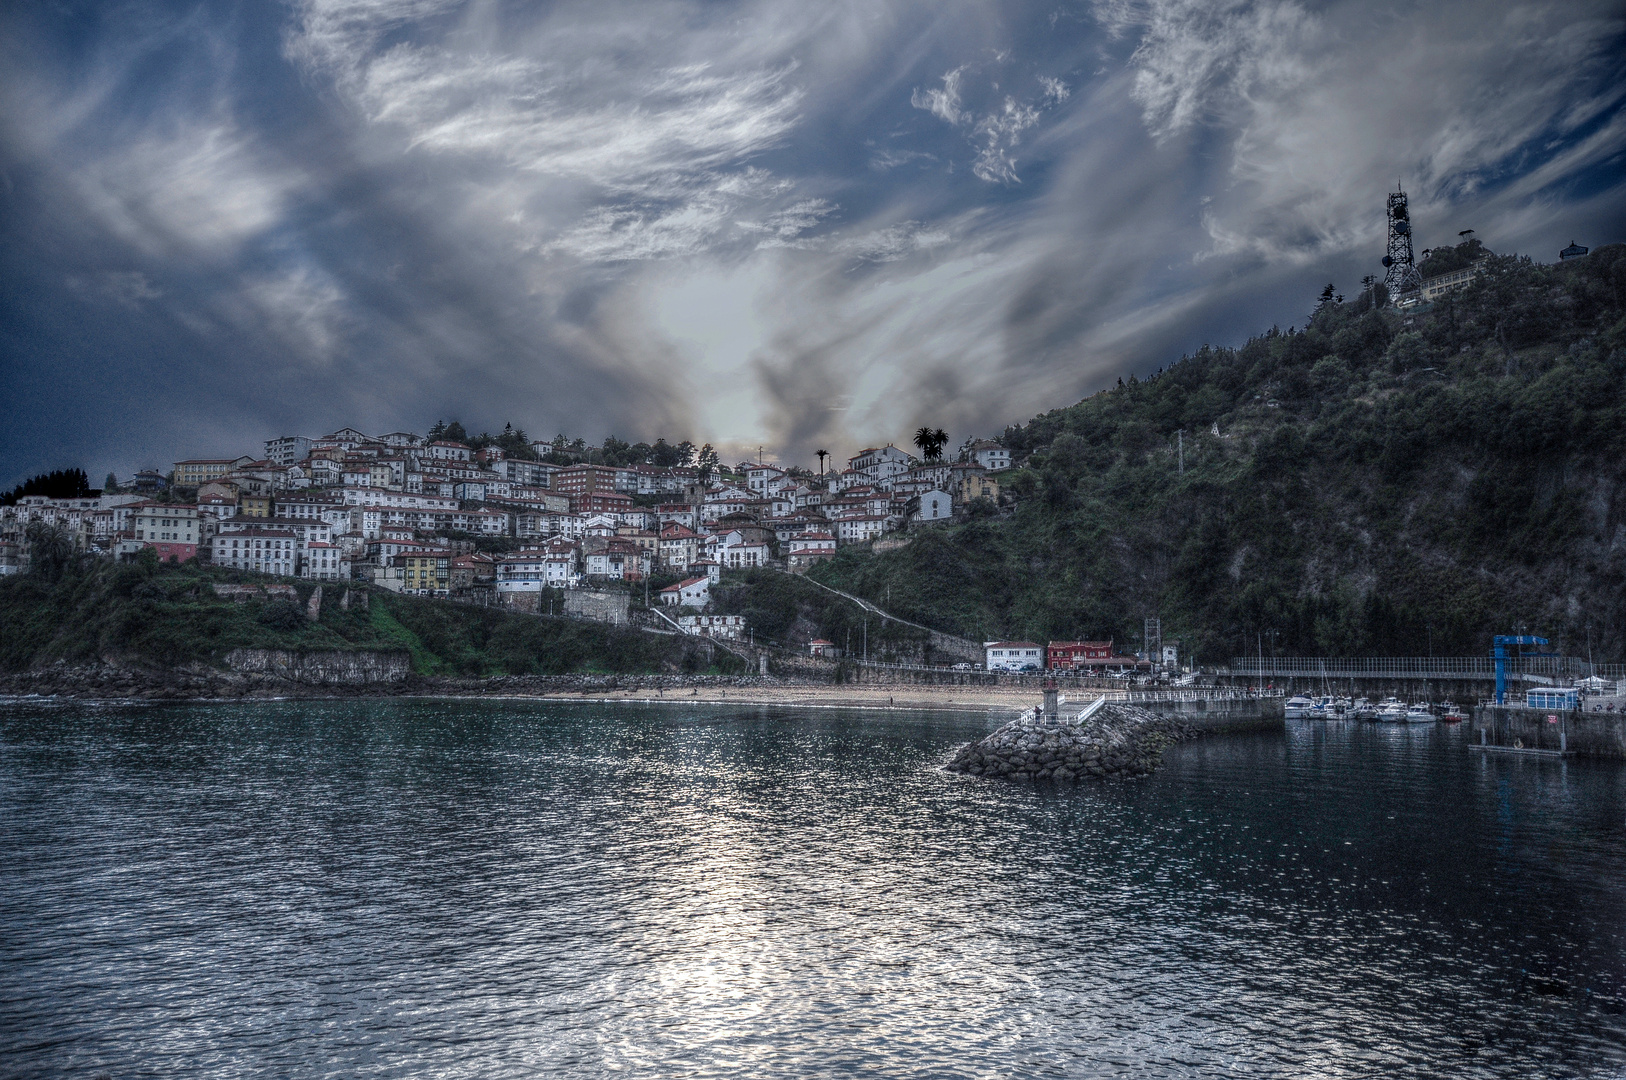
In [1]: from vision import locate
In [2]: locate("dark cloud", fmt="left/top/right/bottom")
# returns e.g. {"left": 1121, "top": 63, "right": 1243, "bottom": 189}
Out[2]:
{"left": 2, "top": 0, "right": 1623, "bottom": 484}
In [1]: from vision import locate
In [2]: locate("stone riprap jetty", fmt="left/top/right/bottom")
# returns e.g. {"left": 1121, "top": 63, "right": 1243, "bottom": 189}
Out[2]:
{"left": 945, "top": 703, "right": 1201, "bottom": 782}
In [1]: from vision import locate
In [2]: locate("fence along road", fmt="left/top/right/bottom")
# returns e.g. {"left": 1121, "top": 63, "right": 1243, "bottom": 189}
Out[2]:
{"left": 796, "top": 577, "right": 985, "bottom": 663}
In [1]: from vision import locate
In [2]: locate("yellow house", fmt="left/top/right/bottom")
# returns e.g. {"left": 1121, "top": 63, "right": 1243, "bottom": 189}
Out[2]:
{"left": 239, "top": 494, "right": 274, "bottom": 518}
{"left": 953, "top": 465, "right": 999, "bottom": 504}
{"left": 173, "top": 458, "right": 249, "bottom": 486}
{"left": 395, "top": 550, "right": 451, "bottom": 595}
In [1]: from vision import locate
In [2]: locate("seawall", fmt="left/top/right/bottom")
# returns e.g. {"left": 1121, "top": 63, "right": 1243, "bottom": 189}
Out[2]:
{"left": 1472, "top": 705, "right": 1626, "bottom": 759}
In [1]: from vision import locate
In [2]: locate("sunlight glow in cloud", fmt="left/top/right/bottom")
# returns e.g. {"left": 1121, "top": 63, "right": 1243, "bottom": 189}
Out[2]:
{"left": 0, "top": 0, "right": 1621, "bottom": 482}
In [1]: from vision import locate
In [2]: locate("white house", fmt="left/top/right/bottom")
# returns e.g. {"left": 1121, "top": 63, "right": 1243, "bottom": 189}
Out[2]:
{"left": 425, "top": 440, "right": 472, "bottom": 462}
{"left": 264, "top": 435, "right": 312, "bottom": 466}
{"left": 132, "top": 503, "right": 200, "bottom": 563}
{"left": 913, "top": 490, "right": 952, "bottom": 522}
{"left": 709, "top": 530, "right": 770, "bottom": 568}
{"left": 985, "top": 641, "right": 1044, "bottom": 672}
{"left": 834, "top": 514, "right": 891, "bottom": 544}
{"left": 746, "top": 464, "right": 786, "bottom": 494}
{"left": 494, "top": 458, "right": 553, "bottom": 487}
{"left": 848, "top": 445, "right": 912, "bottom": 473}
{"left": 301, "top": 541, "right": 349, "bottom": 580}
{"left": 678, "top": 614, "right": 746, "bottom": 640}
{"left": 211, "top": 527, "right": 301, "bottom": 576}
{"left": 659, "top": 575, "right": 711, "bottom": 608}
{"left": 971, "top": 440, "right": 1011, "bottom": 471}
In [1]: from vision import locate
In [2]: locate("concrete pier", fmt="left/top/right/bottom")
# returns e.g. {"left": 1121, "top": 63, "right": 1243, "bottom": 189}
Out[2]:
{"left": 1472, "top": 705, "right": 1626, "bottom": 760}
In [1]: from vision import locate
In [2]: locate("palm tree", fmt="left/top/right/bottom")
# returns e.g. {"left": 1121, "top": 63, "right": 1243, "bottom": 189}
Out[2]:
{"left": 816, "top": 449, "right": 828, "bottom": 479}
{"left": 913, "top": 427, "right": 933, "bottom": 459}
{"left": 931, "top": 428, "right": 949, "bottom": 460}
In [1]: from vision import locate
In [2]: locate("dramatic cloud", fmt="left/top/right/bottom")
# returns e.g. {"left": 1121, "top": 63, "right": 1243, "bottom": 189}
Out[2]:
{"left": 1, "top": 0, "right": 1622, "bottom": 484}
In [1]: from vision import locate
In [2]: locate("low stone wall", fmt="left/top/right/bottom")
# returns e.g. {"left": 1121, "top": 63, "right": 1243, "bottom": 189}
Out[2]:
{"left": 1472, "top": 705, "right": 1626, "bottom": 759}
{"left": 564, "top": 589, "right": 629, "bottom": 626}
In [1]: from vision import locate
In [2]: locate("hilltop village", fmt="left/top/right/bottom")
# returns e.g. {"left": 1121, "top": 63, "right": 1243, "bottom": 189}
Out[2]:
{"left": 0, "top": 428, "right": 1011, "bottom": 634}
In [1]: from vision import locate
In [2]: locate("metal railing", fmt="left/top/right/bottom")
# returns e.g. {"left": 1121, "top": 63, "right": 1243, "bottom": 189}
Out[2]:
{"left": 1124, "top": 687, "right": 1282, "bottom": 703}
{"left": 1226, "top": 656, "right": 1621, "bottom": 681}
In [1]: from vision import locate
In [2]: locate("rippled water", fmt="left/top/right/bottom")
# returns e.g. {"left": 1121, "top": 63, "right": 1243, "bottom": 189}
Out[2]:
{"left": 2, "top": 701, "right": 1625, "bottom": 1078}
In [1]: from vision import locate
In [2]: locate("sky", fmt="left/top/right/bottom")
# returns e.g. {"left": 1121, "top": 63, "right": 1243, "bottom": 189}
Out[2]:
{"left": 2, "top": 0, "right": 1624, "bottom": 485}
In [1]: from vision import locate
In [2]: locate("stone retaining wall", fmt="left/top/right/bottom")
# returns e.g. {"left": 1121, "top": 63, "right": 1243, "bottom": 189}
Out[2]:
{"left": 223, "top": 649, "right": 412, "bottom": 685}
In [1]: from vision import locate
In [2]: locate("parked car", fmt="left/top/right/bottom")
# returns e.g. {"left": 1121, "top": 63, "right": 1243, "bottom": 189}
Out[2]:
{"left": 1021, "top": 664, "right": 1040, "bottom": 672}
{"left": 951, "top": 662, "right": 972, "bottom": 671}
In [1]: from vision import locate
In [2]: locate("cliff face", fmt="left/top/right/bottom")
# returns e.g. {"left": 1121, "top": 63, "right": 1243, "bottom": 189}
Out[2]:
{"left": 811, "top": 247, "right": 1626, "bottom": 663}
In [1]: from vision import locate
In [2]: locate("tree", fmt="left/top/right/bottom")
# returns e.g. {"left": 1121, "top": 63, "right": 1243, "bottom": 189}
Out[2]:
{"left": 816, "top": 449, "right": 829, "bottom": 477}
{"left": 696, "top": 443, "right": 720, "bottom": 484}
{"left": 443, "top": 421, "right": 468, "bottom": 443}
{"left": 1313, "top": 283, "right": 1338, "bottom": 319}
{"left": 24, "top": 521, "right": 78, "bottom": 582}
{"left": 103, "top": 472, "right": 119, "bottom": 494}
{"left": 1, "top": 468, "right": 94, "bottom": 505}
{"left": 915, "top": 427, "right": 949, "bottom": 461}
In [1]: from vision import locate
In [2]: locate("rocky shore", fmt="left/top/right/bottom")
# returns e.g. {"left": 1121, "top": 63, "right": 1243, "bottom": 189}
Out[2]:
{"left": 944, "top": 703, "right": 1202, "bottom": 782}
{"left": 0, "top": 663, "right": 787, "bottom": 702}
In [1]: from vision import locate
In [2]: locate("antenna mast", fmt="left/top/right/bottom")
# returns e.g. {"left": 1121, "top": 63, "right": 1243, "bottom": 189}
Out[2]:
{"left": 1381, "top": 186, "right": 1422, "bottom": 300}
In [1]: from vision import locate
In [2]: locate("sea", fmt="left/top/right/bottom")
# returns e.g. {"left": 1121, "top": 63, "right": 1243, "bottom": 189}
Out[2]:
{"left": 1, "top": 699, "right": 1623, "bottom": 1078}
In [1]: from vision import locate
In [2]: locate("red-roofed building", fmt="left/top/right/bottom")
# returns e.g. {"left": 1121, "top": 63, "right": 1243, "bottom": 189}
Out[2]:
{"left": 658, "top": 575, "right": 710, "bottom": 608}
{"left": 786, "top": 530, "right": 836, "bottom": 572}
{"left": 1046, "top": 640, "right": 1147, "bottom": 670}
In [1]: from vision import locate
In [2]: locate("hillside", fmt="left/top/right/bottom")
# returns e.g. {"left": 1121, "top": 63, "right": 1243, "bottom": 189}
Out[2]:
{"left": 808, "top": 244, "right": 1626, "bottom": 665}
{"left": 0, "top": 553, "right": 728, "bottom": 676}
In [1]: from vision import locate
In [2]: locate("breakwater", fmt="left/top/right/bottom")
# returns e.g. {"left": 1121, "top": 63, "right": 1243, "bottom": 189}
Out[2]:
{"left": 945, "top": 703, "right": 1205, "bottom": 782}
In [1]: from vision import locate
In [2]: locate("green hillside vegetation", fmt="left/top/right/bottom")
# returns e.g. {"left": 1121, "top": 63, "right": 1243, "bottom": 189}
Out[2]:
{"left": 0, "top": 551, "right": 722, "bottom": 676}
{"left": 810, "top": 244, "right": 1626, "bottom": 664}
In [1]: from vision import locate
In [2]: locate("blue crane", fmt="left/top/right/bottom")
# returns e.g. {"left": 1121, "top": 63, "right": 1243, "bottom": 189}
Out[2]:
{"left": 1492, "top": 634, "right": 1551, "bottom": 704}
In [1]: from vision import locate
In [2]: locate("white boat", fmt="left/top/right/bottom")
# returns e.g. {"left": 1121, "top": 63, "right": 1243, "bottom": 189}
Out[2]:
{"left": 1375, "top": 697, "right": 1408, "bottom": 722}
{"left": 1404, "top": 702, "right": 1435, "bottom": 723}
{"left": 1309, "top": 695, "right": 1341, "bottom": 719}
{"left": 1284, "top": 695, "right": 1315, "bottom": 719}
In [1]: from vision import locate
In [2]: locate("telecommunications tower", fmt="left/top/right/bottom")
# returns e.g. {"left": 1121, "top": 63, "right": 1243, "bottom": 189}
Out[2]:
{"left": 1381, "top": 186, "right": 1422, "bottom": 298}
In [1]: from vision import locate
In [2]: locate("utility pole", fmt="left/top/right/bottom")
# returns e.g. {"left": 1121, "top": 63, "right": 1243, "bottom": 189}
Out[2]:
{"left": 864, "top": 618, "right": 868, "bottom": 662}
